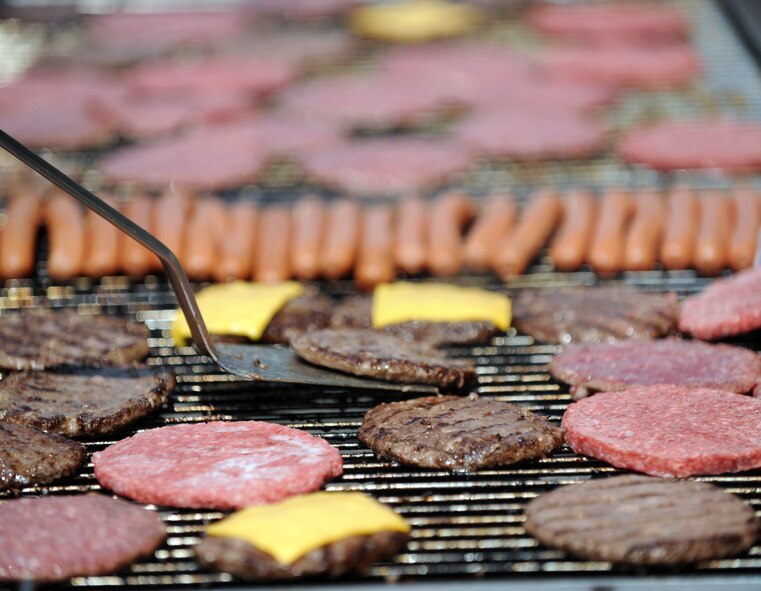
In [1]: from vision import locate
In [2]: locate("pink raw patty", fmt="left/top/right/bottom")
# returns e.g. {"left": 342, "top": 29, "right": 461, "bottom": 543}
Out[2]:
{"left": 93, "top": 421, "right": 343, "bottom": 509}
{"left": 563, "top": 385, "right": 761, "bottom": 478}
{"left": 0, "top": 494, "right": 165, "bottom": 582}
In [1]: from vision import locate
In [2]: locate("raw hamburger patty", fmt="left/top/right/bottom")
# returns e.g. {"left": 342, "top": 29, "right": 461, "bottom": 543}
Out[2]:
{"left": 527, "top": 3, "right": 688, "bottom": 46}
{"left": 525, "top": 475, "right": 759, "bottom": 565}
{"left": 512, "top": 286, "right": 678, "bottom": 344}
{"left": 0, "top": 367, "right": 175, "bottom": 437}
{"left": 455, "top": 111, "right": 607, "bottom": 160}
{"left": 541, "top": 45, "right": 700, "bottom": 90}
{"left": 358, "top": 394, "right": 562, "bottom": 471}
{"left": 562, "top": 386, "right": 761, "bottom": 477}
{"left": 196, "top": 531, "right": 408, "bottom": 581}
{"left": 0, "top": 494, "right": 166, "bottom": 582}
{"left": 0, "top": 423, "right": 86, "bottom": 492}
{"left": 291, "top": 329, "right": 477, "bottom": 391}
{"left": 618, "top": 120, "right": 761, "bottom": 171}
{"left": 679, "top": 268, "right": 761, "bottom": 339}
{"left": 93, "top": 421, "right": 343, "bottom": 509}
{"left": 0, "top": 311, "right": 149, "bottom": 370}
{"left": 549, "top": 338, "right": 761, "bottom": 398}
{"left": 300, "top": 138, "right": 471, "bottom": 196}
{"left": 331, "top": 294, "right": 498, "bottom": 346}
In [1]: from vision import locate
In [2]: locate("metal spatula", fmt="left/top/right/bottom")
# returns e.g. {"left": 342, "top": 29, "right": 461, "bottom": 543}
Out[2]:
{"left": 0, "top": 130, "right": 437, "bottom": 393}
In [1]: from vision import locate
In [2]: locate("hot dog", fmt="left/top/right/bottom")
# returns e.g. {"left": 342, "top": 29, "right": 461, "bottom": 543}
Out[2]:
{"left": 182, "top": 197, "right": 228, "bottom": 281}
{"left": 587, "top": 188, "right": 633, "bottom": 274}
{"left": 82, "top": 194, "right": 120, "bottom": 277}
{"left": 694, "top": 190, "right": 733, "bottom": 276}
{"left": 660, "top": 187, "right": 700, "bottom": 270}
{"left": 494, "top": 188, "right": 562, "bottom": 278}
{"left": 0, "top": 183, "right": 43, "bottom": 278}
{"left": 728, "top": 187, "right": 760, "bottom": 271}
{"left": 45, "top": 190, "right": 84, "bottom": 281}
{"left": 548, "top": 189, "right": 596, "bottom": 272}
{"left": 464, "top": 193, "right": 517, "bottom": 271}
{"left": 356, "top": 205, "right": 394, "bottom": 290}
{"left": 255, "top": 205, "right": 292, "bottom": 283}
{"left": 624, "top": 189, "right": 666, "bottom": 271}
{"left": 291, "top": 197, "right": 326, "bottom": 281}
{"left": 428, "top": 192, "right": 474, "bottom": 277}
{"left": 213, "top": 200, "right": 258, "bottom": 282}
{"left": 120, "top": 192, "right": 160, "bottom": 277}
{"left": 394, "top": 196, "right": 428, "bottom": 275}
{"left": 152, "top": 188, "right": 193, "bottom": 269}
{"left": 322, "top": 199, "right": 361, "bottom": 280}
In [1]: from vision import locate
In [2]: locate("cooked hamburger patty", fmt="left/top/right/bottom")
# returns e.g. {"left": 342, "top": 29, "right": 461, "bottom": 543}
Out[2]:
{"left": 562, "top": 386, "right": 761, "bottom": 477}
{"left": 0, "top": 367, "right": 175, "bottom": 437}
{"left": 93, "top": 421, "right": 343, "bottom": 509}
{"left": 512, "top": 286, "right": 678, "bottom": 344}
{"left": 0, "top": 423, "right": 86, "bottom": 491}
{"left": 679, "top": 268, "right": 761, "bottom": 340}
{"left": 331, "top": 294, "right": 498, "bottom": 346}
{"left": 0, "top": 494, "right": 166, "bottom": 582}
{"left": 358, "top": 394, "right": 562, "bottom": 471}
{"left": 0, "top": 310, "right": 149, "bottom": 370}
{"left": 291, "top": 329, "right": 477, "bottom": 391}
{"left": 262, "top": 294, "right": 333, "bottom": 343}
{"left": 549, "top": 338, "right": 761, "bottom": 398}
{"left": 525, "top": 474, "right": 759, "bottom": 565}
{"left": 196, "top": 531, "right": 408, "bottom": 581}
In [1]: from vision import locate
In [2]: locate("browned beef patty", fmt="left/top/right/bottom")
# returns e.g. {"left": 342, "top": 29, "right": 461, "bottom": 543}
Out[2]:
{"left": 0, "top": 367, "right": 175, "bottom": 437}
{"left": 195, "top": 531, "right": 409, "bottom": 581}
{"left": 0, "top": 311, "right": 149, "bottom": 370}
{"left": 512, "top": 286, "right": 678, "bottom": 344}
{"left": 358, "top": 394, "right": 562, "bottom": 471}
{"left": 524, "top": 474, "right": 759, "bottom": 565}
{"left": 291, "top": 329, "right": 477, "bottom": 391}
{"left": 212, "top": 294, "right": 333, "bottom": 345}
{"left": 331, "top": 295, "right": 498, "bottom": 347}
{"left": 0, "top": 423, "right": 86, "bottom": 491}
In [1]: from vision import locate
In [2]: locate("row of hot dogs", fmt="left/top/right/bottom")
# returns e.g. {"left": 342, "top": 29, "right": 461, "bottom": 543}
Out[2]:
{"left": 1, "top": 183, "right": 758, "bottom": 285}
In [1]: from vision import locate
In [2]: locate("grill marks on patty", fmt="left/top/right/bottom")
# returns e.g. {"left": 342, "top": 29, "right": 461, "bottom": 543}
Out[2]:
{"left": 291, "top": 328, "right": 477, "bottom": 391}
{"left": 359, "top": 395, "right": 562, "bottom": 471}
{"left": 0, "top": 311, "right": 149, "bottom": 370}
{"left": 512, "top": 286, "right": 678, "bottom": 344}
{"left": 0, "top": 367, "right": 175, "bottom": 437}
{"left": 0, "top": 423, "right": 86, "bottom": 491}
{"left": 525, "top": 475, "right": 759, "bottom": 565}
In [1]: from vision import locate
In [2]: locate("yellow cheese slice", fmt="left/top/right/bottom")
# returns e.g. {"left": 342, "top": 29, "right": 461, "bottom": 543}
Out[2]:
{"left": 349, "top": 0, "right": 482, "bottom": 42}
{"left": 205, "top": 492, "right": 411, "bottom": 565}
{"left": 372, "top": 282, "right": 511, "bottom": 331}
{"left": 171, "top": 281, "right": 304, "bottom": 346}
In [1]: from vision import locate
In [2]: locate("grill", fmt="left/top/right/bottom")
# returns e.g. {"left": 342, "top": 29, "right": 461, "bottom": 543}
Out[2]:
{"left": 3, "top": 1, "right": 761, "bottom": 590}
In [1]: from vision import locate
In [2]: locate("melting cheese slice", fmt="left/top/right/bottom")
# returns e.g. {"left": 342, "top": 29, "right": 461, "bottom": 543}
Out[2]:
{"left": 372, "top": 282, "right": 511, "bottom": 331}
{"left": 205, "top": 492, "right": 411, "bottom": 565}
{"left": 349, "top": 0, "right": 482, "bottom": 42}
{"left": 171, "top": 281, "right": 304, "bottom": 346}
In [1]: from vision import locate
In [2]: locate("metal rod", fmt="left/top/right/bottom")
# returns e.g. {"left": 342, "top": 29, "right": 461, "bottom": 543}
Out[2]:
{"left": 0, "top": 128, "right": 220, "bottom": 363}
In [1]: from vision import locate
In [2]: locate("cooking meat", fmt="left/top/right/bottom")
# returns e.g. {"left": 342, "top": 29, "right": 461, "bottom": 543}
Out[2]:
{"left": 0, "top": 310, "right": 148, "bottom": 370}
{"left": 0, "top": 494, "right": 166, "bottom": 582}
{"left": 0, "top": 423, "right": 86, "bottom": 492}
{"left": 525, "top": 475, "right": 758, "bottom": 565}
{"left": 512, "top": 286, "right": 678, "bottom": 344}
{"left": 680, "top": 268, "right": 761, "bottom": 339}
{"left": 562, "top": 386, "right": 761, "bottom": 477}
{"left": 93, "top": 421, "right": 343, "bottom": 509}
{"left": 618, "top": 120, "right": 761, "bottom": 171}
{"left": 291, "top": 328, "right": 477, "bottom": 391}
{"left": 331, "top": 294, "right": 498, "bottom": 347}
{"left": 358, "top": 394, "right": 562, "bottom": 471}
{"left": 549, "top": 338, "right": 761, "bottom": 398}
{"left": 0, "top": 367, "right": 175, "bottom": 437}
{"left": 261, "top": 293, "right": 333, "bottom": 343}
{"left": 455, "top": 110, "right": 607, "bottom": 160}
{"left": 300, "top": 138, "right": 472, "bottom": 196}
